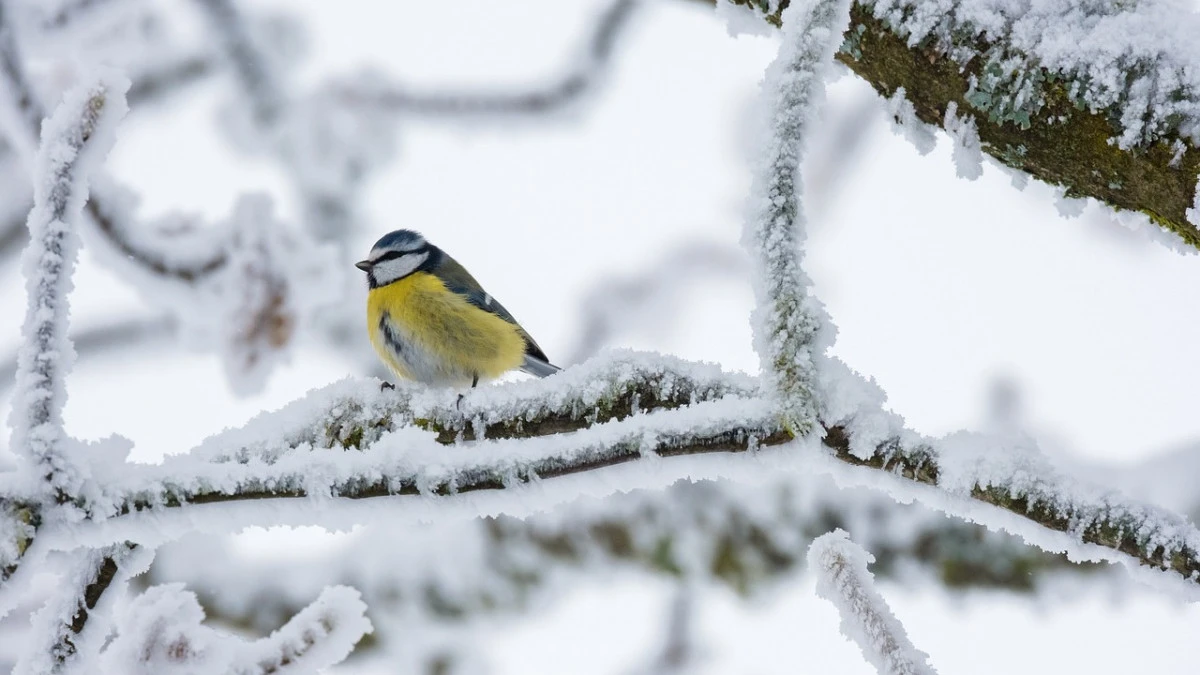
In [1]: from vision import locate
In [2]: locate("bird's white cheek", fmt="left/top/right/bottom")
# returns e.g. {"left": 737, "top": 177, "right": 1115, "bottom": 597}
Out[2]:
{"left": 371, "top": 252, "right": 429, "bottom": 285}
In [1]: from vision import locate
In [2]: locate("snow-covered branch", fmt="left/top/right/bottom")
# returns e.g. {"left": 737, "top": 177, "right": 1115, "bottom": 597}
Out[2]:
{"left": 0, "top": 6, "right": 229, "bottom": 283}
{"left": 101, "top": 583, "right": 372, "bottom": 674}
{"left": 339, "top": 0, "right": 638, "bottom": 118}
{"left": 14, "top": 542, "right": 142, "bottom": 675}
{"left": 0, "top": 351, "right": 1190, "bottom": 598}
{"left": 723, "top": 0, "right": 1200, "bottom": 248}
{"left": 9, "top": 74, "right": 128, "bottom": 502}
{"left": 190, "top": 0, "right": 282, "bottom": 127}
{"left": 808, "top": 530, "right": 937, "bottom": 675}
{"left": 744, "top": 0, "right": 848, "bottom": 434}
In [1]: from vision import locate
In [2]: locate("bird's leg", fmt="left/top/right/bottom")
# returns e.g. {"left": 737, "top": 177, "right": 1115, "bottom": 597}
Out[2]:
{"left": 456, "top": 374, "right": 479, "bottom": 411}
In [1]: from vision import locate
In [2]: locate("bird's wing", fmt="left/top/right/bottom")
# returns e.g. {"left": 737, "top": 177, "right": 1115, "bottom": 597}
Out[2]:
{"left": 434, "top": 253, "right": 553, "bottom": 364}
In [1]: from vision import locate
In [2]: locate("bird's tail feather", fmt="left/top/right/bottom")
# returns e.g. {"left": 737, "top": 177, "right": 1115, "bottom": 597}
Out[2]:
{"left": 521, "top": 354, "right": 561, "bottom": 378}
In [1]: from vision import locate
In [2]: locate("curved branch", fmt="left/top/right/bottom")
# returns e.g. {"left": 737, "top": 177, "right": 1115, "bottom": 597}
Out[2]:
{"left": 338, "top": 0, "right": 638, "bottom": 117}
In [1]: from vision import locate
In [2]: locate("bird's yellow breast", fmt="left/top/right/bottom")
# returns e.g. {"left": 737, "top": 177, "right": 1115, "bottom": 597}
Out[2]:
{"left": 366, "top": 272, "right": 527, "bottom": 384}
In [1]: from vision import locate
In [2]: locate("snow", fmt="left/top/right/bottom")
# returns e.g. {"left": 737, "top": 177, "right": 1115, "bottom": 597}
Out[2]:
{"left": 809, "top": 530, "right": 937, "bottom": 675}
{"left": 8, "top": 73, "right": 128, "bottom": 500}
{"left": 942, "top": 102, "right": 982, "bottom": 181}
{"left": 103, "top": 583, "right": 237, "bottom": 675}
{"left": 1, "top": 1, "right": 1199, "bottom": 672}
{"left": 743, "top": 0, "right": 850, "bottom": 433}
{"left": 714, "top": 0, "right": 775, "bottom": 38}
{"left": 13, "top": 542, "right": 149, "bottom": 675}
{"left": 883, "top": 87, "right": 935, "bottom": 156}
{"left": 196, "top": 194, "right": 340, "bottom": 396}
{"left": 240, "top": 585, "right": 372, "bottom": 673}
{"left": 865, "top": 0, "right": 1200, "bottom": 148}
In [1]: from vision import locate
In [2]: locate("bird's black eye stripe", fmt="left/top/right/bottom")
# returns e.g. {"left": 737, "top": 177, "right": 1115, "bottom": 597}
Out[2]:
{"left": 372, "top": 250, "right": 404, "bottom": 264}
{"left": 372, "top": 246, "right": 425, "bottom": 264}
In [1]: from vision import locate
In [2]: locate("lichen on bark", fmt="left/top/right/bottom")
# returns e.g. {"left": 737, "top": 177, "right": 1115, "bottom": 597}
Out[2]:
{"left": 727, "top": 0, "right": 1200, "bottom": 248}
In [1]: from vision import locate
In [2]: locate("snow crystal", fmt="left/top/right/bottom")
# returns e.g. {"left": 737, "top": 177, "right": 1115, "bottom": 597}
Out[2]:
{"left": 943, "top": 102, "right": 982, "bottom": 180}
{"left": 809, "top": 530, "right": 938, "bottom": 675}
{"left": 884, "top": 87, "right": 935, "bottom": 155}
{"left": 744, "top": 0, "right": 850, "bottom": 434}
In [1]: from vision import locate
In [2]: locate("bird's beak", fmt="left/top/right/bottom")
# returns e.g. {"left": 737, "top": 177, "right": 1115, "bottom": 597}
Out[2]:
{"left": 355, "top": 260, "right": 372, "bottom": 272}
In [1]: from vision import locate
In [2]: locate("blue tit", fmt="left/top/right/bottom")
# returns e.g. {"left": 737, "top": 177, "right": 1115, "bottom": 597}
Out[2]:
{"left": 355, "top": 229, "right": 560, "bottom": 388}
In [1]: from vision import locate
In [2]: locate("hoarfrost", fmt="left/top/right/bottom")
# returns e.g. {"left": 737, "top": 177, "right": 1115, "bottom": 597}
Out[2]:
{"left": 191, "top": 194, "right": 340, "bottom": 396}
{"left": 884, "top": 87, "right": 935, "bottom": 155}
{"left": 715, "top": 0, "right": 775, "bottom": 37}
{"left": 744, "top": 0, "right": 851, "bottom": 433}
{"left": 102, "top": 583, "right": 371, "bottom": 674}
{"left": 943, "top": 102, "right": 982, "bottom": 180}
{"left": 809, "top": 530, "right": 938, "bottom": 675}
{"left": 8, "top": 73, "right": 127, "bottom": 500}
{"left": 865, "top": 0, "right": 1200, "bottom": 147}
{"left": 1054, "top": 192, "right": 1088, "bottom": 219}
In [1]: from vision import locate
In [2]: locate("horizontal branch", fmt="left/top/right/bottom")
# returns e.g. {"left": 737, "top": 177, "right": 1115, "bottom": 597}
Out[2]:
{"left": 723, "top": 0, "right": 1200, "bottom": 246}
{"left": 7, "top": 353, "right": 1199, "bottom": 600}
{"left": 144, "top": 477, "right": 1093, "bottom": 644}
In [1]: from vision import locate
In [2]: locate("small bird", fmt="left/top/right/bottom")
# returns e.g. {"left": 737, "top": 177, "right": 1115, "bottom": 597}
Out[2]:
{"left": 356, "top": 229, "right": 560, "bottom": 389}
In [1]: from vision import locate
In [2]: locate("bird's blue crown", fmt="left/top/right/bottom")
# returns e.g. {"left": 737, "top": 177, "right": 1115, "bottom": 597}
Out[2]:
{"left": 370, "top": 229, "right": 427, "bottom": 254}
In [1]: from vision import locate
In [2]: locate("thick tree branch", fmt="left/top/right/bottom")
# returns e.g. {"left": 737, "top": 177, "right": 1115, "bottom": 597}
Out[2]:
{"left": 146, "top": 478, "right": 1088, "bottom": 647}
{"left": 723, "top": 0, "right": 1200, "bottom": 247}
{"left": 0, "top": 353, "right": 1184, "bottom": 596}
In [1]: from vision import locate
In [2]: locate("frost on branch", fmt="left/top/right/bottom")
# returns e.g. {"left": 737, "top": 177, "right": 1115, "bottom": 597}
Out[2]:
{"left": 730, "top": 0, "right": 1200, "bottom": 246}
{"left": 943, "top": 102, "right": 981, "bottom": 180}
{"left": 336, "top": 0, "right": 638, "bottom": 119}
{"left": 809, "top": 530, "right": 937, "bottom": 675}
{"left": 191, "top": 194, "right": 339, "bottom": 396}
{"left": 102, "top": 583, "right": 372, "bottom": 674}
{"left": 884, "top": 87, "right": 934, "bottom": 156}
{"left": 9, "top": 74, "right": 128, "bottom": 500}
{"left": 743, "top": 0, "right": 849, "bottom": 434}
{"left": 15, "top": 543, "right": 145, "bottom": 675}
